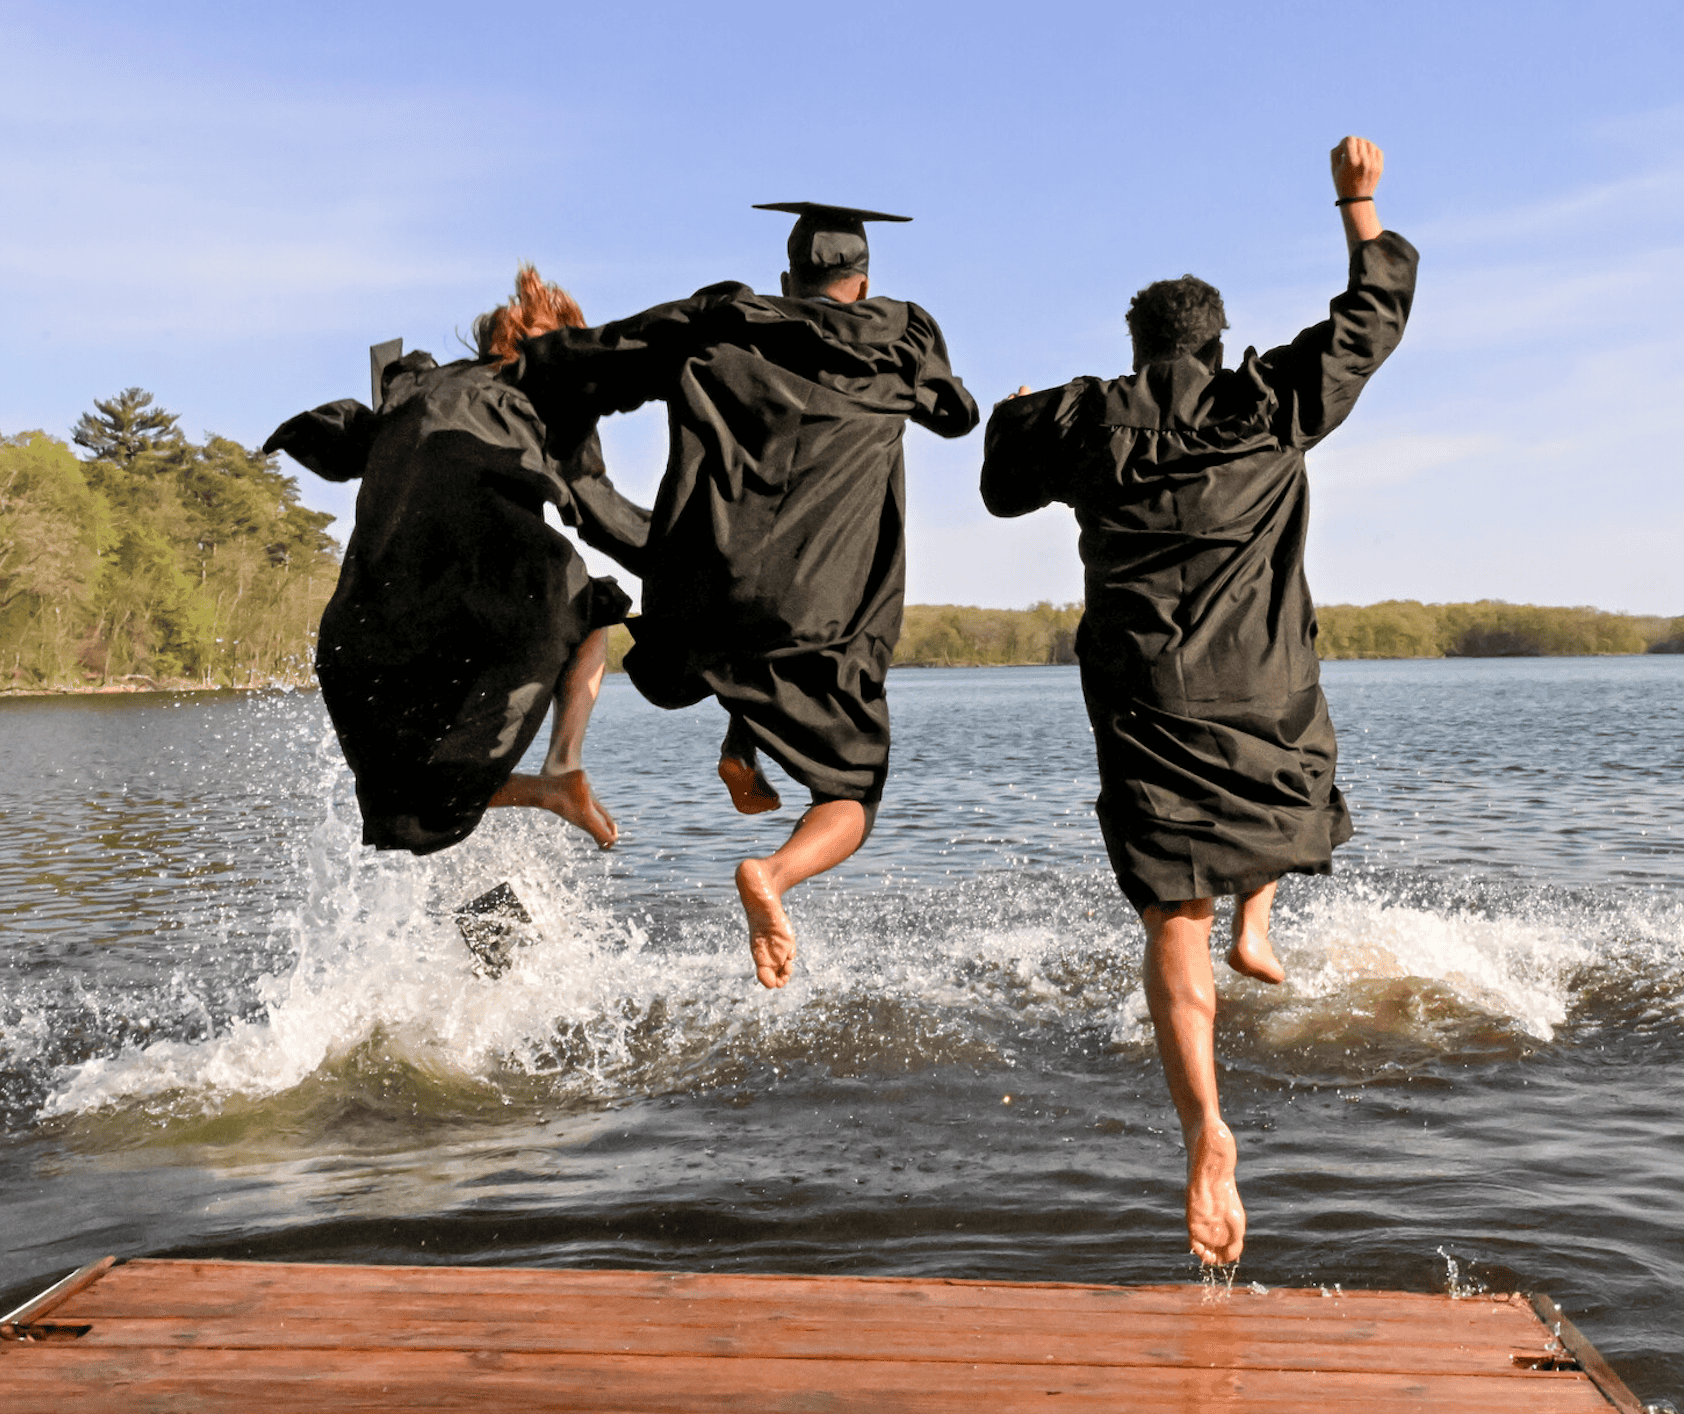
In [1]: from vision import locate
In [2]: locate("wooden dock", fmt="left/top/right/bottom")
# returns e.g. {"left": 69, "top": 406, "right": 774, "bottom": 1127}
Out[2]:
{"left": 2, "top": 1256, "right": 1643, "bottom": 1411}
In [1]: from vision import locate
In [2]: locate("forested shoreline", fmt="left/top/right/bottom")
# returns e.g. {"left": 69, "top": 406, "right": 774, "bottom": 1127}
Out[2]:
{"left": 1316, "top": 600, "right": 1683, "bottom": 658}
{"left": 1, "top": 391, "right": 337, "bottom": 693}
{"left": 887, "top": 599, "right": 1684, "bottom": 664}
{"left": 603, "top": 598, "right": 1684, "bottom": 674}
{"left": 6, "top": 393, "right": 1680, "bottom": 694}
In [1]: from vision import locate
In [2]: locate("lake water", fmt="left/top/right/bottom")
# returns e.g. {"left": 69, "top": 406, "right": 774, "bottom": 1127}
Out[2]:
{"left": 2, "top": 658, "right": 1681, "bottom": 1405}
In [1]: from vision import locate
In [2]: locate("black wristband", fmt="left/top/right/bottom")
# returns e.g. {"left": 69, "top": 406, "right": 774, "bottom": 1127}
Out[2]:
{"left": 1334, "top": 196, "right": 1374, "bottom": 207}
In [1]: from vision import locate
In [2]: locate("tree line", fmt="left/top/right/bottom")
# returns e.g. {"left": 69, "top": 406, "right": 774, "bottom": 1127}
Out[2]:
{"left": 7, "top": 393, "right": 1680, "bottom": 692}
{"left": 601, "top": 602, "right": 1085, "bottom": 673}
{"left": 886, "top": 599, "right": 1684, "bottom": 668}
{"left": 1, "top": 390, "right": 338, "bottom": 691}
{"left": 602, "top": 599, "right": 1683, "bottom": 672}
{"left": 1315, "top": 600, "right": 1683, "bottom": 659}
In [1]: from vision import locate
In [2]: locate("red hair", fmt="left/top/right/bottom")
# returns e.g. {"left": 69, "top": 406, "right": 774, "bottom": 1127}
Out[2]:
{"left": 475, "top": 265, "right": 585, "bottom": 367}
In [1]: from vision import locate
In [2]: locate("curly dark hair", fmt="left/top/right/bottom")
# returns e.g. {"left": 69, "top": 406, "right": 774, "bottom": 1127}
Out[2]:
{"left": 1125, "top": 275, "right": 1228, "bottom": 365}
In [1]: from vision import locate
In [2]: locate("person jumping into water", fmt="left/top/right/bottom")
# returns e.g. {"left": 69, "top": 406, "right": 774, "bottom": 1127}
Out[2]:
{"left": 979, "top": 137, "right": 1416, "bottom": 1264}
{"left": 520, "top": 202, "right": 978, "bottom": 988}
{"left": 266, "top": 267, "right": 650, "bottom": 856}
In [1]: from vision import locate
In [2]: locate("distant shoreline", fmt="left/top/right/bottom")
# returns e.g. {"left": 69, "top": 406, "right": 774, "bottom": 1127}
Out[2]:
{"left": 10, "top": 648, "right": 1684, "bottom": 700}
{"left": 1, "top": 676, "right": 312, "bottom": 699}
{"left": 9, "top": 601, "right": 1682, "bottom": 698}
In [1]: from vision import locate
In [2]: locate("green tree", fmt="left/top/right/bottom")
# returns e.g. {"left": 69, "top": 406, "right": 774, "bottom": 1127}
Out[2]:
{"left": 1317, "top": 599, "right": 1666, "bottom": 659}
{"left": 72, "top": 387, "right": 183, "bottom": 466}
{"left": 0, "top": 393, "right": 341, "bottom": 690}
{"left": 1317, "top": 600, "right": 1444, "bottom": 657}
{"left": 95, "top": 521, "right": 216, "bottom": 680}
{"left": 0, "top": 433, "right": 113, "bottom": 684}
{"left": 892, "top": 602, "right": 1085, "bottom": 666}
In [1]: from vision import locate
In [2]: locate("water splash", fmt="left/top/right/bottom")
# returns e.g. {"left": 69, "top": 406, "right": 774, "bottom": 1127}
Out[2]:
{"left": 35, "top": 848, "right": 1684, "bottom": 1129}
{"left": 20, "top": 702, "right": 1684, "bottom": 1133}
{"left": 1437, "top": 1244, "right": 1487, "bottom": 1300}
{"left": 43, "top": 791, "right": 705, "bottom": 1121}
{"left": 1283, "top": 881, "right": 1589, "bottom": 1039}
{"left": 1199, "top": 1259, "right": 1239, "bottom": 1301}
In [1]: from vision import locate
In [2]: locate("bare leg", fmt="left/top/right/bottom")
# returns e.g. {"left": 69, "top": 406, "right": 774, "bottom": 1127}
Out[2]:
{"left": 736, "top": 799, "right": 868, "bottom": 989}
{"left": 487, "top": 629, "right": 617, "bottom": 849}
{"left": 1142, "top": 899, "right": 1247, "bottom": 1265}
{"left": 1225, "top": 879, "right": 1284, "bottom": 984}
{"left": 718, "top": 719, "right": 782, "bottom": 815}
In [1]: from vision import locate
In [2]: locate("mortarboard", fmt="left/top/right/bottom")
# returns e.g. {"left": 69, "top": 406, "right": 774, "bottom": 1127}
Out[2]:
{"left": 754, "top": 201, "right": 911, "bottom": 278}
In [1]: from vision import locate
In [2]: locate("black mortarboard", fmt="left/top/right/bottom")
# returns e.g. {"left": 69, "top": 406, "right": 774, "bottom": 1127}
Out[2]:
{"left": 754, "top": 201, "right": 911, "bottom": 278}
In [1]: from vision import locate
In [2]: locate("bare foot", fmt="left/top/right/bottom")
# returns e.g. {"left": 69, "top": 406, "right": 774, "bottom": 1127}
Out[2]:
{"left": 1185, "top": 1118, "right": 1246, "bottom": 1265}
{"left": 489, "top": 769, "right": 618, "bottom": 849}
{"left": 1226, "top": 929, "right": 1286, "bottom": 985}
{"left": 718, "top": 756, "right": 782, "bottom": 814}
{"left": 735, "top": 858, "right": 796, "bottom": 988}
{"left": 550, "top": 769, "right": 618, "bottom": 849}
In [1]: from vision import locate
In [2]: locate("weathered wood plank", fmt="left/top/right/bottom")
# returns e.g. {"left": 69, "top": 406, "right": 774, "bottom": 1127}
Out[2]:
{"left": 59, "top": 1260, "right": 1547, "bottom": 1332}
{"left": 53, "top": 1283, "right": 1548, "bottom": 1342}
{"left": 0, "top": 1256, "right": 116, "bottom": 1338}
{"left": 65, "top": 1258, "right": 1507, "bottom": 1304}
{"left": 0, "top": 1347, "right": 1617, "bottom": 1414}
{"left": 1531, "top": 1292, "right": 1646, "bottom": 1414}
{"left": 45, "top": 1312, "right": 1570, "bottom": 1377}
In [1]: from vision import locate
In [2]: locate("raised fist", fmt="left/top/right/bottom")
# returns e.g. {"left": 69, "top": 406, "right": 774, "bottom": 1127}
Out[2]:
{"left": 1330, "top": 136, "right": 1384, "bottom": 199}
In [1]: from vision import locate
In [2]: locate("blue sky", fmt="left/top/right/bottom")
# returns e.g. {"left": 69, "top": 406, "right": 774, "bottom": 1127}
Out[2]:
{"left": 4, "top": 0, "right": 1681, "bottom": 612}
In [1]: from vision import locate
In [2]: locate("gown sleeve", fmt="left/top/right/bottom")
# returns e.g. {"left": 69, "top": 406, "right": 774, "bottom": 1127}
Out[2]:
{"left": 904, "top": 304, "right": 981, "bottom": 439}
{"left": 1256, "top": 230, "right": 1419, "bottom": 450}
{"left": 519, "top": 284, "right": 749, "bottom": 427}
{"left": 978, "top": 379, "right": 1098, "bottom": 517}
{"left": 562, "top": 469, "right": 653, "bottom": 579}
{"left": 262, "top": 399, "right": 380, "bottom": 482}
{"left": 533, "top": 423, "right": 652, "bottom": 577}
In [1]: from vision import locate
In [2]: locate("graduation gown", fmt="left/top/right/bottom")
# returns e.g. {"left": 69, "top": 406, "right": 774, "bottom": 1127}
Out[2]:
{"left": 521, "top": 284, "right": 978, "bottom": 803}
{"left": 980, "top": 233, "right": 1418, "bottom": 910}
{"left": 265, "top": 353, "right": 650, "bottom": 855}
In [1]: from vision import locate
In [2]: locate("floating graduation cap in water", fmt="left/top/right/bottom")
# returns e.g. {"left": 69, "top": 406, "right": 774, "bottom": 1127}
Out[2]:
{"left": 753, "top": 201, "right": 911, "bottom": 278}
{"left": 454, "top": 881, "right": 540, "bottom": 979}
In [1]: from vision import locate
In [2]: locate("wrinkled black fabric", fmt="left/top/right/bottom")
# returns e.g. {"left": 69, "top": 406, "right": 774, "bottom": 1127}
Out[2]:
{"left": 981, "top": 233, "right": 1417, "bottom": 910}
{"left": 265, "top": 354, "right": 649, "bottom": 855}
{"left": 522, "top": 283, "right": 978, "bottom": 802}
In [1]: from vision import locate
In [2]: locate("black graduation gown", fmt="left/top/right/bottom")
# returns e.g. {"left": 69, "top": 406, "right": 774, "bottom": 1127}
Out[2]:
{"left": 521, "top": 284, "right": 979, "bottom": 803}
{"left": 264, "top": 353, "right": 650, "bottom": 855}
{"left": 980, "top": 233, "right": 1418, "bottom": 911}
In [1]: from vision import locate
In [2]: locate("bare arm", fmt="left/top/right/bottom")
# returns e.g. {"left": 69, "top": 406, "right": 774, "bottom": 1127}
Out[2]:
{"left": 1331, "top": 135, "right": 1384, "bottom": 251}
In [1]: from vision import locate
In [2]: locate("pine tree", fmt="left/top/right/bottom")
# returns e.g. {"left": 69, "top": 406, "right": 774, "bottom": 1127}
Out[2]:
{"left": 72, "top": 388, "right": 183, "bottom": 466}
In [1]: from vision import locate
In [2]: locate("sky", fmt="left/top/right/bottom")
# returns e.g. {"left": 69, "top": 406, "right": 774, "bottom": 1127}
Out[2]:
{"left": 3, "top": 0, "right": 1682, "bottom": 613}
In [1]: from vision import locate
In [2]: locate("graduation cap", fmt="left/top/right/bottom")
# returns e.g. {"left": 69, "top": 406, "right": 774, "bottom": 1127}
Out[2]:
{"left": 454, "top": 881, "right": 540, "bottom": 979}
{"left": 754, "top": 201, "right": 911, "bottom": 279}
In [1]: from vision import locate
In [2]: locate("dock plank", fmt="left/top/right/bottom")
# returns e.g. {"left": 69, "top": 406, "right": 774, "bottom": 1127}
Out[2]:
{"left": 2, "top": 1348, "right": 1616, "bottom": 1414}
{"left": 46, "top": 1312, "right": 1569, "bottom": 1377}
{"left": 0, "top": 1259, "right": 1633, "bottom": 1412}
{"left": 59, "top": 1259, "right": 1554, "bottom": 1328}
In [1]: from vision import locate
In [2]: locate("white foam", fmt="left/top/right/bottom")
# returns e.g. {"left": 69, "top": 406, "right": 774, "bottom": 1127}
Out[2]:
{"left": 37, "top": 735, "right": 1680, "bottom": 1120}
{"left": 1274, "top": 884, "right": 1591, "bottom": 1041}
{"left": 43, "top": 755, "right": 756, "bottom": 1118}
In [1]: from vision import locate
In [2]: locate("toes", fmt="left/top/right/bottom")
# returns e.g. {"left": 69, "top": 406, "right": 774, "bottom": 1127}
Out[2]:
{"left": 752, "top": 943, "right": 794, "bottom": 989}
